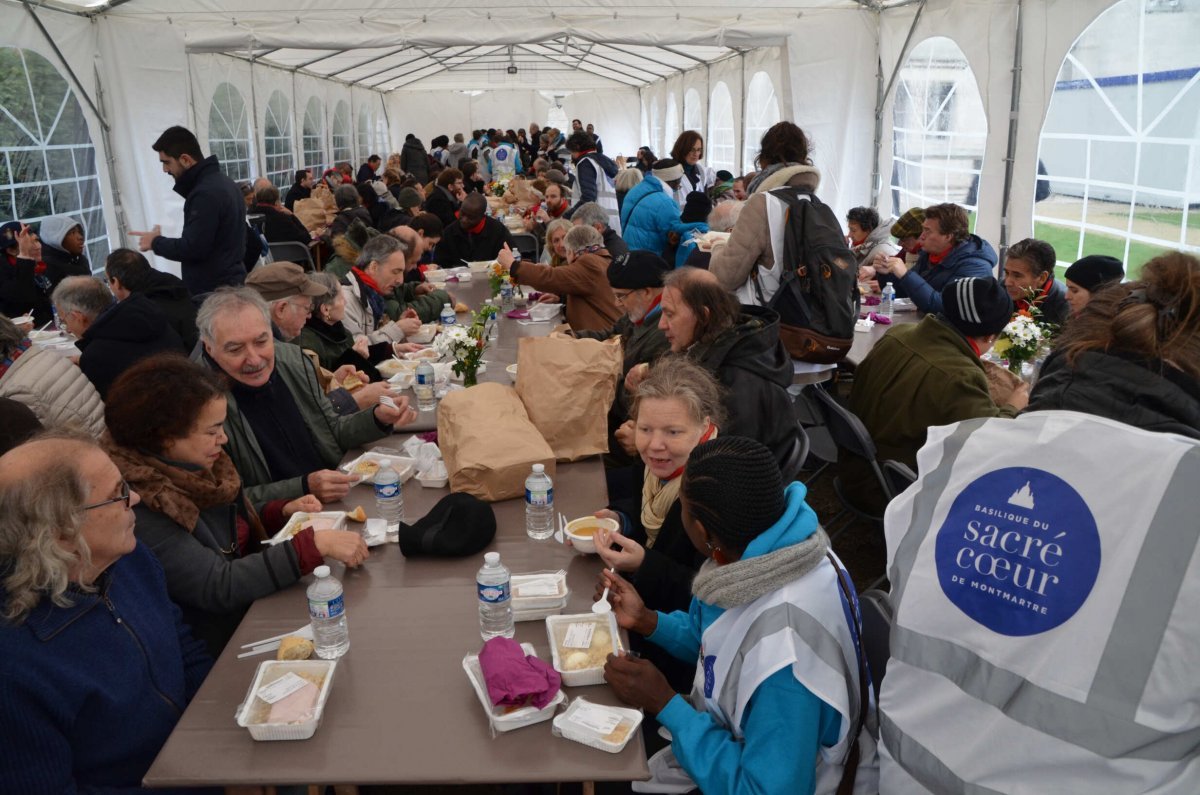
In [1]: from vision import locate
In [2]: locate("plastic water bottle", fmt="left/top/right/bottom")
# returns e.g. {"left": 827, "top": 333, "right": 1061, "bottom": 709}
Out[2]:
{"left": 881, "top": 283, "right": 896, "bottom": 319}
{"left": 500, "top": 281, "right": 514, "bottom": 311}
{"left": 414, "top": 361, "right": 436, "bottom": 411}
{"left": 525, "top": 464, "right": 554, "bottom": 540}
{"left": 307, "top": 566, "right": 349, "bottom": 659}
{"left": 440, "top": 302, "right": 457, "bottom": 326}
{"left": 374, "top": 461, "right": 403, "bottom": 535}
{"left": 483, "top": 299, "right": 499, "bottom": 340}
{"left": 477, "top": 552, "right": 515, "bottom": 640}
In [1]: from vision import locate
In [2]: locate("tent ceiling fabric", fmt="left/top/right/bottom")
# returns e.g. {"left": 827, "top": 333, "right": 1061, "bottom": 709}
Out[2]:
{"left": 18, "top": 0, "right": 885, "bottom": 90}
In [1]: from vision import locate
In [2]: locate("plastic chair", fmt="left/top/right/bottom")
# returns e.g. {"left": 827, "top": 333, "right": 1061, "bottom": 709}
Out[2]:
{"left": 510, "top": 232, "right": 540, "bottom": 263}
{"left": 268, "top": 240, "right": 316, "bottom": 272}
{"left": 858, "top": 588, "right": 893, "bottom": 701}
{"left": 809, "top": 386, "right": 906, "bottom": 537}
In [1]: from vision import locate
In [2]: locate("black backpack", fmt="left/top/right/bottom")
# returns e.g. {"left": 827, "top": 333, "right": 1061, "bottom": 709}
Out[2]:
{"left": 751, "top": 188, "right": 860, "bottom": 363}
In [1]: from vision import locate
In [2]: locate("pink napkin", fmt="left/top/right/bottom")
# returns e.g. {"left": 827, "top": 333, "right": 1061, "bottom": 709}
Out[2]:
{"left": 505, "top": 309, "right": 530, "bottom": 319}
{"left": 446, "top": 276, "right": 460, "bottom": 283}
{"left": 417, "top": 431, "right": 438, "bottom": 444}
{"left": 862, "top": 294, "right": 881, "bottom": 306}
{"left": 863, "top": 311, "right": 892, "bottom": 324}
{"left": 478, "top": 637, "right": 561, "bottom": 709}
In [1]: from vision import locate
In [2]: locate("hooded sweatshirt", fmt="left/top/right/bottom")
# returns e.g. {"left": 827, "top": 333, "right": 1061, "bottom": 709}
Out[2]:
{"left": 77, "top": 293, "right": 184, "bottom": 398}
{"left": 688, "top": 306, "right": 805, "bottom": 480}
{"left": 38, "top": 215, "right": 91, "bottom": 287}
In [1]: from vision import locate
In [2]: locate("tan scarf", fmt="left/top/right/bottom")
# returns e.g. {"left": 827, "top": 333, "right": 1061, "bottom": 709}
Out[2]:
{"left": 640, "top": 424, "right": 717, "bottom": 546}
{"left": 102, "top": 435, "right": 264, "bottom": 541}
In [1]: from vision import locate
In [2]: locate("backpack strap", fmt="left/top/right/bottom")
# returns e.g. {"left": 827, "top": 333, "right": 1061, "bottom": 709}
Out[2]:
{"left": 828, "top": 551, "right": 870, "bottom": 795}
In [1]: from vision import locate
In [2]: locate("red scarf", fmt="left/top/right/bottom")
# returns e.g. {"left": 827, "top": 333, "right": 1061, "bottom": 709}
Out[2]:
{"left": 351, "top": 266, "right": 382, "bottom": 295}
{"left": 966, "top": 336, "right": 982, "bottom": 358}
{"left": 5, "top": 252, "right": 46, "bottom": 275}
{"left": 665, "top": 422, "right": 717, "bottom": 481}
{"left": 455, "top": 215, "right": 487, "bottom": 235}
{"left": 927, "top": 248, "right": 949, "bottom": 266}
{"left": 635, "top": 293, "right": 663, "bottom": 327}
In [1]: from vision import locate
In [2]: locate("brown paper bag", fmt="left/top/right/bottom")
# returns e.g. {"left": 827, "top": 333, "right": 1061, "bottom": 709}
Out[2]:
{"left": 293, "top": 197, "right": 333, "bottom": 233}
{"left": 981, "top": 358, "right": 1024, "bottom": 405}
{"left": 437, "top": 382, "right": 556, "bottom": 502}
{"left": 515, "top": 336, "right": 623, "bottom": 462}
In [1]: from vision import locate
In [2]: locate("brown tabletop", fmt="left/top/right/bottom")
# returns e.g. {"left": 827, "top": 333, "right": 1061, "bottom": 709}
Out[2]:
{"left": 846, "top": 308, "right": 921, "bottom": 366}
{"left": 144, "top": 276, "right": 650, "bottom": 787}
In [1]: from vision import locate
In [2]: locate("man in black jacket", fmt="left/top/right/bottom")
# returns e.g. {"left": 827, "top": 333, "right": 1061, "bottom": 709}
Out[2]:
{"left": 104, "top": 248, "right": 199, "bottom": 350}
{"left": 284, "top": 169, "right": 312, "bottom": 211}
{"left": 252, "top": 183, "right": 313, "bottom": 251}
{"left": 434, "top": 193, "right": 514, "bottom": 268}
{"left": 131, "top": 126, "right": 247, "bottom": 296}
{"left": 51, "top": 275, "right": 183, "bottom": 398}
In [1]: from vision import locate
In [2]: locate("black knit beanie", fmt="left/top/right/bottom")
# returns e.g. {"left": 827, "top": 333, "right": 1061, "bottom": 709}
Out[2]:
{"left": 681, "top": 436, "right": 787, "bottom": 552}
{"left": 941, "top": 276, "right": 1013, "bottom": 337}
{"left": 1064, "top": 255, "right": 1124, "bottom": 292}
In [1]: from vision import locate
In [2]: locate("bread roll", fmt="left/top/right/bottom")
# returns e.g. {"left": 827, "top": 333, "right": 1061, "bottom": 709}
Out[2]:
{"left": 277, "top": 636, "right": 314, "bottom": 661}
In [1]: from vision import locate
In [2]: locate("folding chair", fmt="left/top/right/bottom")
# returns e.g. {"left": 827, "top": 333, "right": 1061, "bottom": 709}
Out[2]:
{"left": 268, "top": 240, "right": 316, "bottom": 272}
{"left": 857, "top": 588, "right": 893, "bottom": 701}
{"left": 809, "top": 386, "right": 908, "bottom": 538}
{"left": 510, "top": 232, "right": 539, "bottom": 263}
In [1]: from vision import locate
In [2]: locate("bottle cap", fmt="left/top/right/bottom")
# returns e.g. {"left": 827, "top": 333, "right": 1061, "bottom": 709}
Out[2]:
{"left": 485, "top": 551, "right": 500, "bottom": 565}
{"left": 314, "top": 565, "right": 331, "bottom": 578}
{"left": 532, "top": 463, "right": 544, "bottom": 474}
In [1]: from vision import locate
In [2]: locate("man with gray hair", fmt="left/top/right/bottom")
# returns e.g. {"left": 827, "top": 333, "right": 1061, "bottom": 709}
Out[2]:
{"left": 498, "top": 224, "right": 621, "bottom": 333}
{"left": 571, "top": 201, "right": 628, "bottom": 259}
{"left": 195, "top": 287, "right": 414, "bottom": 505}
{"left": 0, "top": 432, "right": 213, "bottom": 794}
{"left": 342, "top": 234, "right": 422, "bottom": 355}
{"left": 51, "top": 275, "right": 182, "bottom": 398}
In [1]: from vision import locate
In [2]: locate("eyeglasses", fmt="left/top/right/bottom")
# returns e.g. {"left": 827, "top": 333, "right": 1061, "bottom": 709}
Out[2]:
{"left": 83, "top": 479, "right": 131, "bottom": 511}
{"left": 612, "top": 289, "right": 636, "bottom": 303}
{"left": 289, "top": 300, "right": 313, "bottom": 317}
{"left": 690, "top": 145, "right": 704, "bottom": 154}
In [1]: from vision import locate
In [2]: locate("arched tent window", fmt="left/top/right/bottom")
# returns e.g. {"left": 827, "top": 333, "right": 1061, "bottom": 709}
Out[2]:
{"left": 664, "top": 93, "right": 680, "bottom": 155}
{"left": 890, "top": 37, "right": 987, "bottom": 222}
{"left": 374, "top": 117, "right": 390, "bottom": 161}
{"left": 0, "top": 47, "right": 109, "bottom": 269}
{"left": 263, "top": 90, "right": 293, "bottom": 189}
{"left": 1034, "top": 0, "right": 1200, "bottom": 274}
{"left": 331, "top": 102, "right": 350, "bottom": 165}
{"left": 208, "top": 82, "right": 252, "bottom": 183}
{"left": 743, "top": 72, "right": 780, "bottom": 170}
{"left": 708, "top": 82, "right": 736, "bottom": 174}
{"left": 355, "top": 105, "right": 369, "bottom": 163}
{"left": 684, "top": 88, "right": 703, "bottom": 133}
{"left": 650, "top": 96, "right": 662, "bottom": 157}
{"left": 302, "top": 97, "right": 325, "bottom": 174}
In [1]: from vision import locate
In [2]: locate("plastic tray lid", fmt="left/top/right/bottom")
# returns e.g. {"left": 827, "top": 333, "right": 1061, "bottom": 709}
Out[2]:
{"left": 462, "top": 642, "right": 565, "bottom": 732}
{"left": 511, "top": 570, "right": 568, "bottom": 610}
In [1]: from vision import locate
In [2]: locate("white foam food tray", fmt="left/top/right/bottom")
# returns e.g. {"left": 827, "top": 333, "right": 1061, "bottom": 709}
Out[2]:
{"left": 340, "top": 452, "right": 415, "bottom": 484}
{"left": 236, "top": 659, "right": 337, "bottom": 741}
{"left": 462, "top": 642, "right": 565, "bottom": 732}
{"left": 552, "top": 697, "right": 643, "bottom": 753}
{"left": 266, "top": 511, "right": 348, "bottom": 546}
{"left": 511, "top": 571, "right": 568, "bottom": 611}
{"left": 545, "top": 612, "right": 619, "bottom": 687}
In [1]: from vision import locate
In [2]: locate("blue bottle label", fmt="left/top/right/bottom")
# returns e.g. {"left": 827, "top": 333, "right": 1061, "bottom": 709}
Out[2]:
{"left": 309, "top": 594, "right": 344, "bottom": 620}
{"left": 375, "top": 481, "right": 400, "bottom": 499}
{"left": 478, "top": 581, "right": 510, "bottom": 603}
{"left": 526, "top": 486, "right": 553, "bottom": 507}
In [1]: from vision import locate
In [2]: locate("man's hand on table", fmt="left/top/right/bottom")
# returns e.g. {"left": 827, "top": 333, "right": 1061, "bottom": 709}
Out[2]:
{"left": 352, "top": 382, "right": 390, "bottom": 411}
{"left": 282, "top": 494, "right": 322, "bottom": 517}
{"left": 313, "top": 529, "right": 370, "bottom": 568}
{"left": 307, "top": 469, "right": 356, "bottom": 502}
{"left": 1006, "top": 381, "right": 1031, "bottom": 411}
{"left": 397, "top": 308, "right": 422, "bottom": 337}
{"left": 876, "top": 253, "right": 908, "bottom": 279}
{"left": 604, "top": 654, "right": 675, "bottom": 716}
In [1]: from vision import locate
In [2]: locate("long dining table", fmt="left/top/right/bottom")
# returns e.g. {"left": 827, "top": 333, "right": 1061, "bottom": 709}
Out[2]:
{"left": 144, "top": 274, "right": 651, "bottom": 788}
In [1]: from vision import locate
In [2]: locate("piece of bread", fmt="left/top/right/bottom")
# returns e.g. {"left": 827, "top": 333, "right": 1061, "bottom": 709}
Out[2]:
{"left": 340, "top": 373, "right": 365, "bottom": 392}
{"left": 454, "top": 302, "right": 470, "bottom": 313}
{"left": 346, "top": 505, "right": 367, "bottom": 522}
{"left": 277, "top": 636, "right": 314, "bottom": 661}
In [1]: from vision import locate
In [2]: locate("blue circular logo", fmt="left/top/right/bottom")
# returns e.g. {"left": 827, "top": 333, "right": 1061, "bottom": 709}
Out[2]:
{"left": 496, "top": 149, "right": 508, "bottom": 161}
{"left": 934, "top": 467, "right": 1100, "bottom": 636}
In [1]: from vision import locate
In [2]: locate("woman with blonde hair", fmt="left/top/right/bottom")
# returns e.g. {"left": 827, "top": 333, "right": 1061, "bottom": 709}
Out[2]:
{"left": 540, "top": 217, "right": 573, "bottom": 267}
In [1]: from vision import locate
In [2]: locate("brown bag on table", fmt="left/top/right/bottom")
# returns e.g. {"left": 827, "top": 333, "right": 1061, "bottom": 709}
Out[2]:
{"left": 515, "top": 336, "right": 623, "bottom": 462}
{"left": 981, "top": 358, "right": 1025, "bottom": 405}
{"left": 294, "top": 197, "right": 333, "bottom": 233}
{"left": 437, "top": 382, "right": 556, "bottom": 502}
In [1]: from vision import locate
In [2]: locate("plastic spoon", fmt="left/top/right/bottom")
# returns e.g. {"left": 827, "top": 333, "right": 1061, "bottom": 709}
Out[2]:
{"left": 592, "top": 566, "right": 615, "bottom": 614}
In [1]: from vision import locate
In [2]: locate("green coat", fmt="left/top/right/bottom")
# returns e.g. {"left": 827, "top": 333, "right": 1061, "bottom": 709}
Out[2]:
{"left": 296, "top": 319, "right": 355, "bottom": 372}
{"left": 216, "top": 342, "right": 390, "bottom": 505}
{"left": 843, "top": 315, "right": 1017, "bottom": 513}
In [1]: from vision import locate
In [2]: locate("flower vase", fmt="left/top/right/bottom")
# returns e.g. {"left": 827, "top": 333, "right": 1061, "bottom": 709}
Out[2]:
{"left": 462, "top": 368, "right": 479, "bottom": 387}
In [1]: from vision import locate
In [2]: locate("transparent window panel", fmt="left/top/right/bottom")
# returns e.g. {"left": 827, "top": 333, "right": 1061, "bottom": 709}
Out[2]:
{"left": 45, "top": 147, "right": 74, "bottom": 179}
{"left": 72, "top": 145, "right": 97, "bottom": 178}
{"left": 52, "top": 180, "right": 82, "bottom": 215}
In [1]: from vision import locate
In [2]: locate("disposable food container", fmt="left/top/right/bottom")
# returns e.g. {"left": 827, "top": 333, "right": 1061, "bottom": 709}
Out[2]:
{"left": 545, "top": 612, "right": 619, "bottom": 687}
{"left": 266, "top": 512, "right": 347, "bottom": 546}
{"left": 512, "top": 570, "right": 568, "bottom": 621}
{"left": 235, "top": 659, "right": 337, "bottom": 741}
{"left": 462, "top": 642, "right": 565, "bottom": 732}
{"left": 552, "top": 697, "right": 643, "bottom": 753}
{"left": 340, "top": 452, "right": 415, "bottom": 484}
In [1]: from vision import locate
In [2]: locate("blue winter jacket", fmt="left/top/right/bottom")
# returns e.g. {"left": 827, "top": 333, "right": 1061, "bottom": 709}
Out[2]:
{"left": 897, "top": 233, "right": 997, "bottom": 314}
{"left": 618, "top": 174, "right": 706, "bottom": 257}
{"left": 0, "top": 542, "right": 213, "bottom": 794}
{"left": 649, "top": 482, "right": 844, "bottom": 795}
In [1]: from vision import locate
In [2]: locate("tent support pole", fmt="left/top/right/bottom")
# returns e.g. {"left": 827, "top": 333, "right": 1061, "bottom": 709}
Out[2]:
{"left": 997, "top": 0, "right": 1024, "bottom": 276}
{"left": 739, "top": 52, "right": 747, "bottom": 175}
{"left": 249, "top": 57, "right": 265, "bottom": 178}
{"left": 870, "top": 0, "right": 926, "bottom": 209}
{"left": 94, "top": 60, "right": 128, "bottom": 249}
{"left": 21, "top": 0, "right": 109, "bottom": 130}
{"left": 380, "top": 93, "right": 393, "bottom": 155}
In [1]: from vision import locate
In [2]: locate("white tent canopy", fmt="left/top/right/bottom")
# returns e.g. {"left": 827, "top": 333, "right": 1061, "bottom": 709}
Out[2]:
{"left": 1, "top": 0, "right": 1196, "bottom": 276}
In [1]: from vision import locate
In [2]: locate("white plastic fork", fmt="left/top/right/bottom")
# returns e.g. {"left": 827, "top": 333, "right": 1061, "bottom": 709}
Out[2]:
{"left": 592, "top": 566, "right": 615, "bottom": 614}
